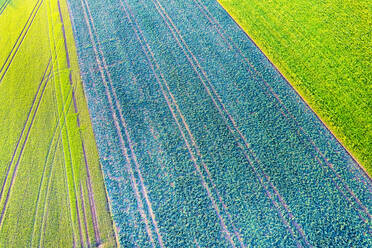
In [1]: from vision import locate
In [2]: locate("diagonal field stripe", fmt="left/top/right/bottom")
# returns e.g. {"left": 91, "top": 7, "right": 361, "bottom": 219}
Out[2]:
{"left": 0, "top": 0, "right": 44, "bottom": 83}
{"left": 0, "top": 66, "right": 52, "bottom": 227}
{"left": 0, "top": 59, "right": 51, "bottom": 208}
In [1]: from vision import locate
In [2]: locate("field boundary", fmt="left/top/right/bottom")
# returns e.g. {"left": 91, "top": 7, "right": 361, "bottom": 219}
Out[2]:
{"left": 64, "top": 0, "right": 120, "bottom": 245}
{"left": 216, "top": 0, "right": 371, "bottom": 180}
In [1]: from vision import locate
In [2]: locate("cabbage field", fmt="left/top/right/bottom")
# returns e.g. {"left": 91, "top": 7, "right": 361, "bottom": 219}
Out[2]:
{"left": 66, "top": 0, "right": 371, "bottom": 247}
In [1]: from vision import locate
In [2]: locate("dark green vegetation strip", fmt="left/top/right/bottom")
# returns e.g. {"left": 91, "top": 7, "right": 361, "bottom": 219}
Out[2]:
{"left": 68, "top": 0, "right": 372, "bottom": 247}
{"left": 0, "top": 0, "right": 117, "bottom": 246}
{"left": 218, "top": 0, "right": 372, "bottom": 175}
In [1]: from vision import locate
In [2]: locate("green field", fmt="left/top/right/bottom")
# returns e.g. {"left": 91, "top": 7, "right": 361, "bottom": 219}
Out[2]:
{"left": 0, "top": 0, "right": 117, "bottom": 246}
{"left": 218, "top": 0, "right": 371, "bottom": 175}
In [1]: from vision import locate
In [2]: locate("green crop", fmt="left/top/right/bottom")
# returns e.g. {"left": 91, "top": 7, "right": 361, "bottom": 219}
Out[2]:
{"left": 0, "top": 0, "right": 117, "bottom": 247}
{"left": 218, "top": 0, "right": 372, "bottom": 175}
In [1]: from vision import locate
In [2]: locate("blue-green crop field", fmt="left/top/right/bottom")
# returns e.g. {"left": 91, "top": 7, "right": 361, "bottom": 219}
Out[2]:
{"left": 1, "top": 0, "right": 371, "bottom": 247}
{"left": 66, "top": 0, "right": 372, "bottom": 247}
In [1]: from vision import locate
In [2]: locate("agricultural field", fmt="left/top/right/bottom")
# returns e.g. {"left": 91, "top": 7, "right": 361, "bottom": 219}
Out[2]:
{"left": 0, "top": 0, "right": 116, "bottom": 247}
{"left": 67, "top": 0, "right": 371, "bottom": 247}
{"left": 218, "top": 0, "right": 372, "bottom": 176}
{"left": 1, "top": 0, "right": 371, "bottom": 247}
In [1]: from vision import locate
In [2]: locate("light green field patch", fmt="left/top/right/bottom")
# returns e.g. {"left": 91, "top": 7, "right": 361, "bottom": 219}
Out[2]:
{"left": 0, "top": 0, "right": 117, "bottom": 246}
{"left": 218, "top": 0, "right": 372, "bottom": 175}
